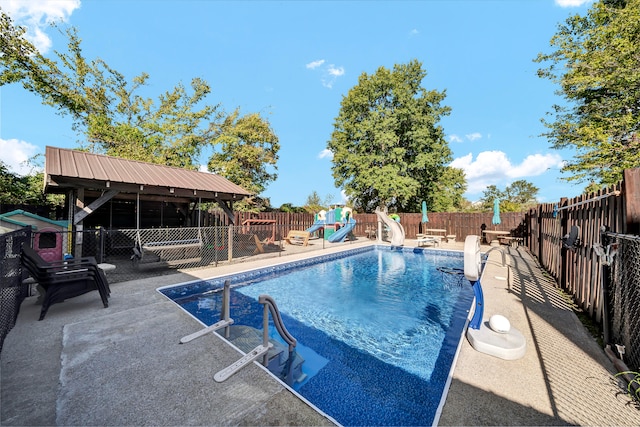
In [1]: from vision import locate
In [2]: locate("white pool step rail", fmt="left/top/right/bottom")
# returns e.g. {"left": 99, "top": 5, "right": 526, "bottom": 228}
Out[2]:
{"left": 214, "top": 294, "right": 298, "bottom": 383}
{"left": 214, "top": 343, "right": 273, "bottom": 382}
{"left": 178, "top": 279, "right": 298, "bottom": 383}
{"left": 179, "top": 280, "right": 233, "bottom": 344}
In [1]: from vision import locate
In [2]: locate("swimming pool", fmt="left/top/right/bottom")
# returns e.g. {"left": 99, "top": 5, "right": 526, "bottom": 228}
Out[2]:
{"left": 161, "top": 246, "right": 475, "bottom": 426}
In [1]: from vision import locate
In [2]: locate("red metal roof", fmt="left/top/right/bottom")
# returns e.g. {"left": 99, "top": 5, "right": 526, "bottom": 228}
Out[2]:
{"left": 44, "top": 146, "right": 251, "bottom": 200}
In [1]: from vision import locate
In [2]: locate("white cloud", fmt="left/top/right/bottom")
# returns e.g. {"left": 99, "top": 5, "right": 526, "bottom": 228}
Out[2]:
{"left": 327, "top": 65, "right": 345, "bottom": 77}
{"left": 307, "top": 59, "right": 345, "bottom": 88}
{"left": 555, "top": 0, "right": 592, "bottom": 7}
{"left": 1, "top": 0, "right": 81, "bottom": 53}
{"left": 340, "top": 189, "right": 350, "bottom": 204}
{"left": 409, "top": 29, "right": 419, "bottom": 36}
{"left": 450, "top": 150, "right": 564, "bottom": 194}
{"left": 318, "top": 149, "right": 333, "bottom": 159}
{"left": 321, "top": 64, "right": 345, "bottom": 88}
{"left": 306, "top": 59, "right": 325, "bottom": 69}
{"left": 449, "top": 133, "right": 482, "bottom": 143}
{"left": 465, "top": 132, "right": 482, "bottom": 141}
{"left": 507, "top": 153, "right": 565, "bottom": 178}
{"left": 0, "top": 138, "right": 39, "bottom": 175}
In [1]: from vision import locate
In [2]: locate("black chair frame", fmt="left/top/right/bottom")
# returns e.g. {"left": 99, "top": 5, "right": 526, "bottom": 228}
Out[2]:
{"left": 21, "top": 245, "right": 110, "bottom": 320}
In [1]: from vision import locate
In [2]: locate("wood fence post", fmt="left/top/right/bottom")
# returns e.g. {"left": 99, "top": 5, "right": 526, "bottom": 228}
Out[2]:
{"left": 559, "top": 197, "right": 569, "bottom": 290}
{"left": 624, "top": 168, "right": 640, "bottom": 235}
{"left": 537, "top": 204, "right": 543, "bottom": 260}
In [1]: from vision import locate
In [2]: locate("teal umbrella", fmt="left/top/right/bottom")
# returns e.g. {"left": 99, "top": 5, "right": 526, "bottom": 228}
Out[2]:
{"left": 492, "top": 198, "right": 501, "bottom": 226}
{"left": 421, "top": 200, "right": 429, "bottom": 223}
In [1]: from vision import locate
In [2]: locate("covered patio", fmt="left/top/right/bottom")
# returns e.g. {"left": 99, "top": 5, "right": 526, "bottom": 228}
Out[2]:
{"left": 44, "top": 146, "right": 252, "bottom": 260}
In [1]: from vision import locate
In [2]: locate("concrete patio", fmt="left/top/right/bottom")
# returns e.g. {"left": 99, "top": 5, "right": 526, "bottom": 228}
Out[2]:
{"left": 2, "top": 239, "right": 640, "bottom": 426}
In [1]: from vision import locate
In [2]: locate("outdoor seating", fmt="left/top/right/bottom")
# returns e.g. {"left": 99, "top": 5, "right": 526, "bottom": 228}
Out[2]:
{"left": 285, "top": 230, "right": 310, "bottom": 246}
{"left": 21, "top": 245, "right": 110, "bottom": 320}
{"left": 235, "top": 234, "right": 265, "bottom": 255}
{"left": 416, "top": 234, "right": 440, "bottom": 247}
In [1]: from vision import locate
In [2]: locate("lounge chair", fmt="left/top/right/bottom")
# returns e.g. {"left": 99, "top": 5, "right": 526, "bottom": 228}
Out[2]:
{"left": 21, "top": 245, "right": 110, "bottom": 320}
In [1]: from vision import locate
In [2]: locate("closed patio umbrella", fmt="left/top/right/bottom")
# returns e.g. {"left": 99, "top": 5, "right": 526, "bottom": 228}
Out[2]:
{"left": 492, "top": 198, "right": 501, "bottom": 227}
{"left": 421, "top": 200, "right": 429, "bottom": 234}
{"left": 421, "top": 200, "right": 429, "bottom": 223}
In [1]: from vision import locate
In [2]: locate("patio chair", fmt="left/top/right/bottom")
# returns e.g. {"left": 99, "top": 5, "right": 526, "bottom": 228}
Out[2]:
{"left": 21, "top": 245, "right": 111, "bottom": 320}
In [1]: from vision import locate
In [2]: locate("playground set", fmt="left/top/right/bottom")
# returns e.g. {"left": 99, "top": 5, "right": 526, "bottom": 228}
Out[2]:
{"left": 307, "top": 207, "right": 356, "bottom": 243}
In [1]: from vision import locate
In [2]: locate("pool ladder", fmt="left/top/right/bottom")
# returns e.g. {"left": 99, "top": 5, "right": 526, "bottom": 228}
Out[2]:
{"left": 179, "top": 280, "right": 299, "bottom": 384}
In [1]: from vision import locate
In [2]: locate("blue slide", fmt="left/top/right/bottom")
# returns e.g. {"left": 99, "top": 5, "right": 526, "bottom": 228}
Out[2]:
{"left": 328, "top": 218, "right": 356, "bottom": 243}
{"left": 306, "top": 220, "right": 325, "bottom": 233}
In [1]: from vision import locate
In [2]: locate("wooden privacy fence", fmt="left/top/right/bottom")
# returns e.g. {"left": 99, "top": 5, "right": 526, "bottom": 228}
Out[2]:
{"left": 200, "top": 210, "right": 527, "bottom": 242}
{"left": 524, "top": 168, "right": 640, "bottom": 370}
{"left": 525, "top": 169, "right": 640, "bottom": 322}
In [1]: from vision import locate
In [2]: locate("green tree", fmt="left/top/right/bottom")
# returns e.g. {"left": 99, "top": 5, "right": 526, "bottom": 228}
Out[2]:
{"left": 86, "top": 74, "right": 223, "bottom": 168}
{"left": 430, "top": 167, "right": 467, "bottom": 212}
{"left": 0, "top": 161, "right": 25, "bottom": 204}
{"left": 0, "top": 161, "right": 64, "bottom": 208}
{"left": 0, "top": 17, "right": 222, "bottom": 168}
{"left": 302, "top": 191, "right": 334, "bottom": 214}
{"left": 1, "top": 12, "right": 280, "bottom": 204}
{"left": 208, "top": 111, "right": 279, "bottom": 211}
{"left": 278, "top": 203, "right": 304, "bottom": 213}
{"left": 535, "top": 0, "right": 640, "bottom": 188}
{"left": 480, "top": 180, "right": 539, "bottom": 212}
{"left": 327, "top": 60, "right": 454, "bottom": 213}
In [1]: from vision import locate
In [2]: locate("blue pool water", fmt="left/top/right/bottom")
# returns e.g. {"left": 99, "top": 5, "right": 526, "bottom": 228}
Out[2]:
{"left": 161, "top": 246, "right": 475, "bottom": 426}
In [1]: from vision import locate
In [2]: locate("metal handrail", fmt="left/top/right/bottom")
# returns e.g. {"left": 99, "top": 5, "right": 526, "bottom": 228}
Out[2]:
{"left": 180, "top": 280, "right": 233, "bottom": 344}
{"left": 259, "top": 294, "right": 297, "bottom": 352}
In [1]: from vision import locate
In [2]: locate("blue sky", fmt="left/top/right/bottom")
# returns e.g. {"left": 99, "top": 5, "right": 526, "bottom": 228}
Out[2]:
{"left": 1, "top": 0, "right": 594, "bottom": 208}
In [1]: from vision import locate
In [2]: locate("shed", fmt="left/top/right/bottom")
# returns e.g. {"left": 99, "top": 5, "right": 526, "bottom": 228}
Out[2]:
{"left": 0, "top": 210, "right": 69, "bottom": 262}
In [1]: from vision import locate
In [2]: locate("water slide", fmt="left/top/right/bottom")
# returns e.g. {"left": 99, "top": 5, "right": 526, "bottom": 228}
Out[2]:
{"left": 375, "top": 207, "right": 405, "bottom": 246}
{"left": 328, "top": 218, "right": 356, "bottom": 243}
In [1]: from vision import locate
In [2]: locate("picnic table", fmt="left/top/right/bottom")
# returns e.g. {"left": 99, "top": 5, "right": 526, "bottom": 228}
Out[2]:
{"left": 242, "top": 219, "right": 276, "bottom": 244}
{"left": 482, "top": 230, "right": 510, "bottom": 244}
{"left": 421, "top": 229, "right": 456, "bottom": 243}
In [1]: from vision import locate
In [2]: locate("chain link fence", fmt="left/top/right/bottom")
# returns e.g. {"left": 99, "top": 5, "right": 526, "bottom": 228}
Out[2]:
{"left": 1, "top": 220, "right": 379, "bottom": 352}
{"left": 604, "top": 232, "right": 640, "bottom": 371}
{"left": 51, "top": 223, "right": 377, "bottom": 284}
{"left": 0, "top": 228, "right": 32, "bottom": 353}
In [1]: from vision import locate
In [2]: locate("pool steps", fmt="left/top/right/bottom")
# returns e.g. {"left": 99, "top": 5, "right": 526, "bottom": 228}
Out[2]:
{"left": 180, "top": 279, "right": 304, "bottom": 385}
{"left": 180, "top": 280, "right": 234, "bottom": 343}
{"left": 214, "top": 343, "right": 273, "bottom": 382}
{"left": 179, "top": 318, "right": 234, "bottom": 344}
